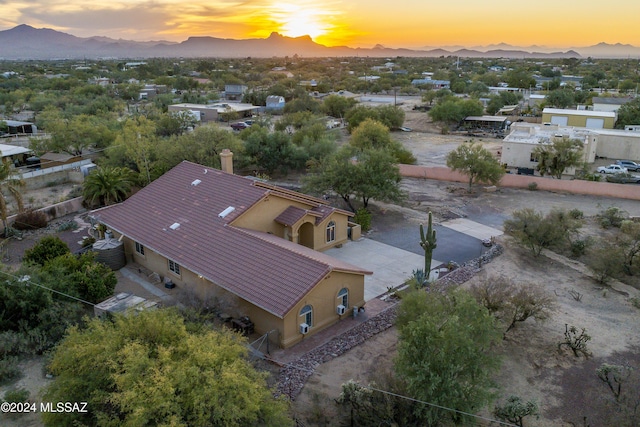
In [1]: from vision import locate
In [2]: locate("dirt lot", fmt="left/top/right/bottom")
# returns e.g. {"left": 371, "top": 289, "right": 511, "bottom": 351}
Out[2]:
{"left": 293, "top": 234, "right": 640, "bottom": 426}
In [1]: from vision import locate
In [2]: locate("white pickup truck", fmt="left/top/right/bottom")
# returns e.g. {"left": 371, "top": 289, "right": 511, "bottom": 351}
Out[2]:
{"left": 597, "top": 164, "right": 628, "bottom": 174}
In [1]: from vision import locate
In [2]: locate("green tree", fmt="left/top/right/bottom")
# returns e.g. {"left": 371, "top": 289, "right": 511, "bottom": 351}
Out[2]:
{"left": 615, "top": 98, "right": 640, "bottom": 129}
{"left": 446, "top": 142, "right": 505, "bottom": 189}
{"left": 349, "top": 118, "right": 415, "bottom": 164}
{"left": 0, "top": 158, "right": 25, "bottom": 232}
{"left": 322, "top": 94, "right": 357, "bottom": 118}
{"left": 22, "top": 235, "right": 70, "bottom": 266}
{"left": 532, "top": 137, "right": 584, "bottom": 179}
{"left": 503, "top": 69, "right": 536, "bottom": 89}
{"left": 118, "top": 116, "right": 156, "bottom": 185}
{"left": 429, "top": 98, "right": 483, "bottom": 131}
{"left": 619, "top": 220, "right": 640, "bottom": 275}
{"left": 243, "top": 128, "right": 306, "bottom": 175}
{"left": 395, "top": 289, "right": 502, "bottom": 425}
{"left": 344, "top": 104, "right": 381, "bottom": 133}
{"left": 82, "top": 167, "right": 135, "bottom": 207}
{"left": 545, "top": 89, "right": 575, "bottom": 109}
{"left": 303, "top": 146, "right": 404, "bottom": 212}
{"left": 40, "top": 252, "right": 117, "bottom": 303}
{"left": 42, "top": 309, "right": 292, "bottom": 427}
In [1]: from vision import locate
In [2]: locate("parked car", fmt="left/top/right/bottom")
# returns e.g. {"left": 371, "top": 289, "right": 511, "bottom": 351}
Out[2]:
{"left": 230, "top": 122, "right": 249, "bottom": 131}
{"left": 597, "top": 164, "right": 628, "bottom": 174}
{"left": 605, "top": 173, "right": 640, "bottom": 184}
{"left": 615, "top": 160, "right": 640, "bottom": 172}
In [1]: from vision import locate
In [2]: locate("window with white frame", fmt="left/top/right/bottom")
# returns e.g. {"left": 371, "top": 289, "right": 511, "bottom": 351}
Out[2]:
{"left": 326, "top": 220, "right": 336, "bottom": 243}
{"left": 134, "top": 241, "right": 145, "bottom": 256}
{"left": 337, "top": 288, "right": 348, "bottom": 308}
{"left": 300, "top": 305, "right": 313, "bottom": 327}
{"left": 168, "top": 259, "right": 181, "bottom": 276}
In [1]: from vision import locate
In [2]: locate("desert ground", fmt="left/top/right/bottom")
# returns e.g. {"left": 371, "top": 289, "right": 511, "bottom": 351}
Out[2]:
{"left": 2, "top": 108, "right": 640, "bottom": 427}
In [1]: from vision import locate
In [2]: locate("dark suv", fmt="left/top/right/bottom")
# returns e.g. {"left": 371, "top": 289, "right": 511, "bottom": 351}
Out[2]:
{"left": 230, "top": 122, "right": 249, "bottom": 131}
{"left": 615, "top": 160, "right": 640, "bottom": 172}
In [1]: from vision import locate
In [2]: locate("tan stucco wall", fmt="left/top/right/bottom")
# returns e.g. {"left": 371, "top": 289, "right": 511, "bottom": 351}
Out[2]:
{"left": 115, "top": 234, "right": 365, "bottom": 349}
{"left": 232, "top": 194, "right": 350, "bottom": 251}
{"left": 281, "top": 271, "right": 365, "bottom": 348}
{"left": 594, "top": 133, "right": 640, "bottom": 160}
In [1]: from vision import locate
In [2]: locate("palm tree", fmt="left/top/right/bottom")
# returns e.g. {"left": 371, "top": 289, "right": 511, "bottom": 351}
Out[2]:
{"left": 0, "top": 157, "right": 25, "bottom": 233}
{"left": 82, "top": 166, "right": 135, "bottom": 207}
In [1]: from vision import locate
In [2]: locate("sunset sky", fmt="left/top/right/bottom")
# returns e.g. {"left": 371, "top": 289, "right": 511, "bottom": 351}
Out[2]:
{"left": 2, "top": 0, "right": 640, "bottom": 49}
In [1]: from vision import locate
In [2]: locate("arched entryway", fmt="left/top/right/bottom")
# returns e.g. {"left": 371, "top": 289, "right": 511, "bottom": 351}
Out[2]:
{"left": 298, "top": 222, "right": 314, "bottom": 249}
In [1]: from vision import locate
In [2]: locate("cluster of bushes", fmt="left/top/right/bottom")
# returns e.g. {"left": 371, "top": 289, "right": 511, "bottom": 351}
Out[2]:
{"left": 504, "top": 206, "right": 640, "bottom": 285}
{"left": 1, "top": 236, "right": 117, "bottom": 384}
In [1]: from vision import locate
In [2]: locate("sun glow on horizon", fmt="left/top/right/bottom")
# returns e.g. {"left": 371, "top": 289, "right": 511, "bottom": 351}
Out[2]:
{"left": 267, "top": 2, "right": 340, "bottom": 42}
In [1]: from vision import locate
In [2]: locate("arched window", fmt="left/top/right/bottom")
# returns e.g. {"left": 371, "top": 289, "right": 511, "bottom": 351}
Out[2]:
{"left": 300, "top": 305, "right": 313, "bottom": 326}
{"left": 326, "top": 220, "right": 336, "bottom": 243}
{"left": 337, "top": 288, "right": 348, "bottom": 308}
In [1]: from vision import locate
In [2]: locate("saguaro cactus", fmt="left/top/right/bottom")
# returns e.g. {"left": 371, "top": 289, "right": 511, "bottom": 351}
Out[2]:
{"left": 419, "top": 211, "right": 437, "bottom": 278}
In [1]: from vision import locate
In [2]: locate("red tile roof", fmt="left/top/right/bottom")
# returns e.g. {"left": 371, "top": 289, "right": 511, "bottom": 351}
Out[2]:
{"left": 92, "top": 161, "right": 369, "bottom": 318}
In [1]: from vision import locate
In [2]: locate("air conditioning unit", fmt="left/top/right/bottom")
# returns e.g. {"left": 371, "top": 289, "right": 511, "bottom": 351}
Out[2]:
{"left": 299, "top": 323, "right": 309, "bottom": 334}
{"left": 336, "top": 305, "right": 346, "bottom": 315}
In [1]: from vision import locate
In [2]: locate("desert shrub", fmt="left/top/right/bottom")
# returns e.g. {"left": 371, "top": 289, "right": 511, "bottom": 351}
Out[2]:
{"left": 598, "top": 206, "right": 627, "bottom": 229}
{"left": 494, "top": 395, "right": 539, "bottom": 427}
{"left": 570, "top": 238, "right": 590, "bottom": 257}
{"left": 470, "top": 276, "right": 556, "bottom": 335}
{"left": 0, "top": 357, "right": 21, "bottom": 385}
{"left": 394, "top": 146, "right": 417, "bottom": 165}
{"left": 12, "top": 209, "right": 48, "bottom": 230}
{"left": 504, "top": 208, "right": 582, "bottom": 256}
{"left": 527, "top": 182, "right": 538, "bottom": 191}
{"left": 82, "top": 236, "right": 96, "bottom": 247}
{"left": 353, "top": 208, "right": 372, "bottom": 232}
{"left": 558, "top": 324, "right": 591, "bottom": 358}
{"left": 584, "top": 241, "right": 625, "bottom": 284}
{"left": 569, "top": 208, "right": 584, "bottom": 219}
{"left": 57, "top": 220, "right": 78, "bottom": 231}
{"left": 2, "top": 387, "right": 30, "bottom": 403}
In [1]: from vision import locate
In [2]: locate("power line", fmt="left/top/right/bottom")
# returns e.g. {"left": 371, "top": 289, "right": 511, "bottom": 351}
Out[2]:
{"left": 0, "top": 269, "right": 96, "bottom": 307}
{"left": 362, "top": 384, "right": 519, "bottom": 427}
{"left": 266, "top": 356, "right": 518, "bottom": 427}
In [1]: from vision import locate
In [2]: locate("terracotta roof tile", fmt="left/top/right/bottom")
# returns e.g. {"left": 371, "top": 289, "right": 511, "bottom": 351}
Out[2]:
{"left": 92, "top": 161, "right": 365, "bottom": 318}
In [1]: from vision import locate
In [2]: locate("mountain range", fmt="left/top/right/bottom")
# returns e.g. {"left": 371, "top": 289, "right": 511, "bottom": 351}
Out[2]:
{"left": 1, "top": 25, "right": 639, "bottom": 60}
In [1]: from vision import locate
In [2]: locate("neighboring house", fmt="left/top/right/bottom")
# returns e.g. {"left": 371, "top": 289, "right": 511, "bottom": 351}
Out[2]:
{"left": 91, "top": 158, "right": 369, "bottom": 349}
{"left": 224, "top": 84, "right": 248, "bottom": 100}
{"left": 266, "top": 95, "right": 285, "bottom": 111}
{"left": 541, "top": 108, "right": 615, "bottom": 129}
{"left": 591, "top": 97, "right": 631, "bottom": 113}
{"left": 168, "top": 103, "right": 260, "bottom": 123}
{"left": 411, "top": 78, "right": 450, "bottom": 89}
{"left": 501, "top": 123, "right": 594, "bottom": 175}
{"left": 39, "top": 152, "right": 82, "bottom": 169}
{"left": 2, "top": 120, "right": 37, "bottom": 135}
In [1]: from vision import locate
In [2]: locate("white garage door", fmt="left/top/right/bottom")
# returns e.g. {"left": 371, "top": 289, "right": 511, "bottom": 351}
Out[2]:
{"left": 586, "top": 118, "right": 604, "bottom": 129}
{"left": 551, "top": 116, "right": 568, "bottom": 126}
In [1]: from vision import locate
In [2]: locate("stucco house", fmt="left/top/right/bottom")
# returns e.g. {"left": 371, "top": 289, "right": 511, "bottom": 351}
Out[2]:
{"left": 91, "top": 157, "right": 369, "bottom": 348}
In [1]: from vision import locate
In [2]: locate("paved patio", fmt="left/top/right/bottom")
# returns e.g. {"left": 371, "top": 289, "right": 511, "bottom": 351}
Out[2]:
{"left": 325, "top": 238, "right": 440, "bottom": 301}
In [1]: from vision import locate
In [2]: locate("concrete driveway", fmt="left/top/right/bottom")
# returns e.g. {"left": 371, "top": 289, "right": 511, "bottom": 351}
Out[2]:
{"left": 325, "top": 238, "right": 439, "bottom": 301}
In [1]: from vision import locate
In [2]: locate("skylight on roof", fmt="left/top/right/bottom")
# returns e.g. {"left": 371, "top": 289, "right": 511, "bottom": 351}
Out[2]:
{"left": 191, "top": 179, "right": 202, "bottom": 186}
{"left": 218, "top": 206, "right": 235, "bottom": 218}
{"left": 170, "top": 222, "right": 180, "bottom": 230}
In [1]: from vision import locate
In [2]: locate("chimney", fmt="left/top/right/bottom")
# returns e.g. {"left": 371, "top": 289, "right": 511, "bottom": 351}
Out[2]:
{"left": 220, "top": 149, "right": 233, "bottom": 174}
